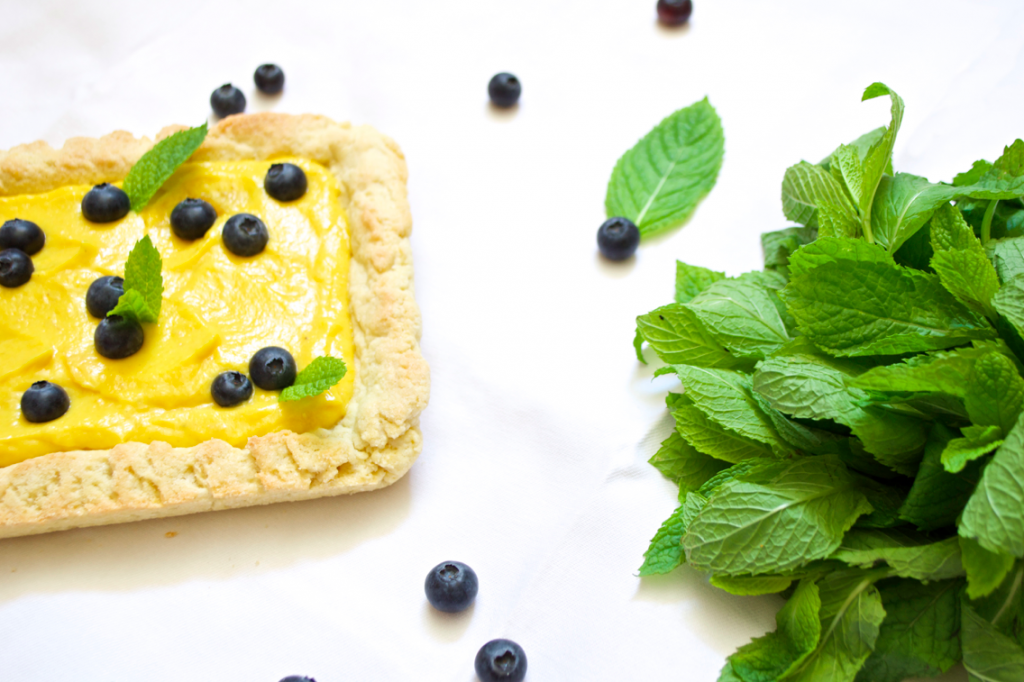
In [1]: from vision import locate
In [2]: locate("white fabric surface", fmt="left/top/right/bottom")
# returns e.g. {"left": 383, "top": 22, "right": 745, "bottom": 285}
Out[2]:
{"left": 1, "top": 0, "right": 1022, "bottom": 679}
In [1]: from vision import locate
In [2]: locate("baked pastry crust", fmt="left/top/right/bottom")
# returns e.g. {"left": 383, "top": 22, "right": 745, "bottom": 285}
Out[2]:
{"left": 0, "top": 113, "right": 429, "bottom": 538}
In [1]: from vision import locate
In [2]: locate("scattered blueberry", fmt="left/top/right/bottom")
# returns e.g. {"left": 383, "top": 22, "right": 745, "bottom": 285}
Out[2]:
{"left": 657, "top": 0, "right": 693, "bottom": 26}
{"left": 254, "top": 64, "right": 285, "bottom": 95}
{"left": 475, "top": 639, "right": 527, "bottom": 682}
{"left": 0, "top": 248, "right": 33, "bottom": 288}
{"left": 249, "top": 346, "right": 297, "bottom": 391}
{"left": 171, "top": 198, "right": 218, "bottom": 240}
{"left": 264, "top": 163, "right": 308, "bottom": 202}
{"left": 210, "top": 84, "right": 246, "bottom": 118}
{"left": 211, "top": 371, "right": 254, "bottom": 407}
{"left": 95, "top": 315, "right": 144, "bottom": 359}
{"left": 0, "top": 219, "right": 45, "bottom": 255}
{"left": 82, "top": 184, "right": 130, "bottom": 223}
{"left": 85, "top": 275, "right": 125, "bottom": 318}
{"left": 488, "top": 73, "right": 522, "bottom": 108}
{"left": 222, "top": 213, "right": 269, "bottom": 257}
{"left": 597, "top": 217, "right": 641, "bottom": 261}
{"left": 425, "top": 561, "right": 479, "bottom": 613}
{"left": 20, "top": 381, "right": 70, "bottom": 423}
{"left": 278, "top": 677, "right": 316, "bottom": 682}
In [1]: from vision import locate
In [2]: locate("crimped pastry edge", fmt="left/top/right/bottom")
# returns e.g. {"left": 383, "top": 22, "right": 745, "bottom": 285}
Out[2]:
{"left": 0, "top": 113, "right": 429, "bottom": 539}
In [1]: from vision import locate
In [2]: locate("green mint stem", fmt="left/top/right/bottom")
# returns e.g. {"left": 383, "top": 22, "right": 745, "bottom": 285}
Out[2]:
{"left": 861, "top": 210, "right": 876, "bottom": 244}
{"left": 982, "top": 199, "right": 999, "bottom": 245}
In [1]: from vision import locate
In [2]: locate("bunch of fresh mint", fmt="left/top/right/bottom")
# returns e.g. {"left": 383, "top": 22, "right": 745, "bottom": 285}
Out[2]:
{"left": 635, "top": 83, "right": 1024, "bottom": 682}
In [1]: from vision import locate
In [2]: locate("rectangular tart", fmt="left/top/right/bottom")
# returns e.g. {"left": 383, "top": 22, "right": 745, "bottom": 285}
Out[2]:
{"left": 0, "top": 113, "right": 429, "bottom": 539}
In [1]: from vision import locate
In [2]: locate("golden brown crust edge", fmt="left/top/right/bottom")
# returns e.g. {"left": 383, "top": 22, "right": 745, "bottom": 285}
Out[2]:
{"left": 0, "top": 113, "right": 429, "bottom": 539}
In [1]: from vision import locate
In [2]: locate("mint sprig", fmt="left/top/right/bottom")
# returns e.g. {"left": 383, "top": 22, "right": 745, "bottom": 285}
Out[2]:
{"left": 605, "top": 97, "right": 724, "bottom": 238}
{"left": 123, "top": 123, "right": 208, "bottom": 211}
{"left": 108, "top": 235, "right": 163, "bottom": 323}
{"left": 630, "top": 82, "right": 1024, "bottom": 682}
{"left": 280, "top": 356, "right": 347, "bottom": 402}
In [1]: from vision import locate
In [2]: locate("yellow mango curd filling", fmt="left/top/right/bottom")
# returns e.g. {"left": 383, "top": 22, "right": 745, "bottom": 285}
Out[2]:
{"left": 0, "top": 158, "right": 355, "bottom": 466}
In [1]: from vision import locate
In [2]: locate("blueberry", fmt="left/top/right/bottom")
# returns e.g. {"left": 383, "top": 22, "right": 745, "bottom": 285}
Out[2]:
{"left": 488, "top": 73, "right": 522, "bottom": 108}
{"left": 210, "top": 84, "right": 246, "bottom": 118}
{"left": 222, "top": 213, "right": 269, "bottom": 257}
{"left": 211, "top": 371, "right": 254, "bottom": 407}
{"left": 0, "top": 248, "right": 33, "bottom": 288}
{"left": 277, "top": 677, "right": 316, "bottom": 682}
{"left": 85, "top": 275, "right": 125, "bottom": 318}
{"left": 94, "top": 315, "right": 144, "bottom": 359}
{"left": 597, "top": 216, "right": 641, "bottom": 261}
{"left": 249, "top": 346, "right": 297, "bottom": 391}
{"left": 20, "top": 381, "right": 70, "bottom": 423}
{"left": 264, "top": 163, "right": 308, "bottom": 202}
{"left": 254, "top": 63, "right": 285, "bottom": 95}
{"left": 82, "top": 184, "right": 130, "bottom": 223}
{"left": 171, "top": 198, "right": 218, "bottom": 240}
{"left": 425, "top": 561, "right": 479, "bottom": 613}
{"left": 475, "top": 639, "right": 527, "bottom": 682}
{"left": 657, "top": 0, "right": 693, "bottom": 26}
{"left": 0, "top": 219, "right": 45, "bottom": 255}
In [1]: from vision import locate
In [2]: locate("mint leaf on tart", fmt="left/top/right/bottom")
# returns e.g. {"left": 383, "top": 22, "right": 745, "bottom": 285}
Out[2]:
{"left": 605, "top": 97, "right": 724, "bottom": 238}
{"left": 123, "top": 123, "right": 208, "bottom": 211}
{"left": 108, "top": 234, "right": 163, "bottom": 324}
{"left": 280, "top": 356, "right": 347, "bottom": 402}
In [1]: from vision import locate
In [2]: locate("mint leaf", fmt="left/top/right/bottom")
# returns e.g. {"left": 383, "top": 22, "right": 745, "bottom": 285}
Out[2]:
{"left": 682, "top": 456, "right": 873, "bottom": 575}
{"left": 993, "top": 274, "right": 1024, "bottom": 339}
{"left": 661, "top": 364, "right": 793, "bottom": 455}
{"left": 685, "top": 276, "right": 792, "bottom": 361}
{"left": 639, "top": 503, "right": 687, "bottom": 576}
{"left": 782, "top": 246, "right": 995, "bottom": 356}
{"left": 965, "top": 352, "right": 1024, "bottom": 435}
{"left": 856, "top": 578, "right": 962, "bottom": 682}
{"left": 941, "top": 425, "right": 1003, "bottom": 474}
{"left": 108, "top": 234, "right": 163, "bottom": 323}
{"left": 753, "top": 351, "right": 926, "bottom": 474}
{"left": 870, "top": 173, "right": 959, "bottom": 252}
{"left": 675, "top": 260, "right": 725, "bottom": 303}
{"left": 711, "top": 574, "right": 795, "bottom": 597}
{"left": 636, "top": 305, "right": 748, "bottom": 370}
{"left": 958, "top": 139, "right": 1024, "bottom": 201}
{"left": 648, "top": 429, "right": 728, "bottom": 493}
{"left": 671, "top": 398, "right": 775, "bottom": 464}
{"left": 961, "top": 599, "right": 1024, "bottom": 682}
{"left": 831, "top": 530, "right": 964, "bottom": 581}
{"left": 850, "top": 342, "right": 1006, "bottom": 397}
{"left": 987, "top": 237, "right": 1024, "bottom": 282}
{"left": 930, "top": 203, "right": 1001, "bottom": 320}
{"left": 718, "top": 579, "right": 821, "bottom": 682}
{"left": 961, "top": 536, "right": 1015, "bottom": 600}
{"left": 820, "top": 127, "right": 891, "bottom": 176}
{"left": 955, "top": 159, "right": 994, "bottom": 187}
{"left": 279, "top": 356, "right": 347, "bottom": 402}
{"left": 899, "top": 423, "right": 982, "bottom": 529}
{"left": 605, "top": 98, "right": 724, "bottom": 238}
{"left": 122, "top": 123, "right": 208, "bottom": 211}
{"left": 782, "top": 568, "right": 888, "bottom": 682}
{"left": 781, "top": 161, "right": 860, "bottom": 232}
{"left": 828, "top": 83, "right": 905, "bottom": 245}
{"left": 960, "top": 412, "right": 1024, "bottom": 557}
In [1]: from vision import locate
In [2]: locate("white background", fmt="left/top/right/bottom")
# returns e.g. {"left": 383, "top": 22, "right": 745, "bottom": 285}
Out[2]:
{"left": 1, "top": 1, "right": 1022, "bottom": 679}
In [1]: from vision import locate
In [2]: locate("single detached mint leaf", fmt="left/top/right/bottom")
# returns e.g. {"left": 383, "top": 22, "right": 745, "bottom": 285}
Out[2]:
{"left": 108, "top": 234, "right": 163, "bottom": 324}
{"left": 605, "top": 98, "right": 724, "bottom": 238}
{"left": 123, "top": 123, "right": 208, "bottom": 212}
{"left": 279, "top": 356, "right": 347, "bottom": 402}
